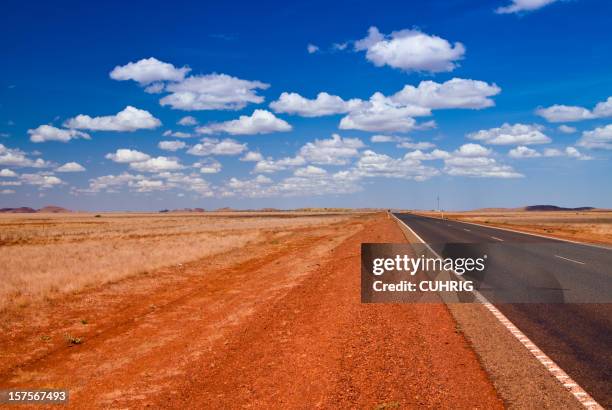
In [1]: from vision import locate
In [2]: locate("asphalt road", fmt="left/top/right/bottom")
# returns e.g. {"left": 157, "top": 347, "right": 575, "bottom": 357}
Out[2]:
{"left": 394, "top": 213, "right": 612, "bottom": 408}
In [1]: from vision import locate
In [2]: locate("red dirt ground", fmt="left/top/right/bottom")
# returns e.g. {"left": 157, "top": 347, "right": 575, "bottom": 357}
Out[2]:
{"left": 0, "top": 213, "right": 502, "bottom": 408}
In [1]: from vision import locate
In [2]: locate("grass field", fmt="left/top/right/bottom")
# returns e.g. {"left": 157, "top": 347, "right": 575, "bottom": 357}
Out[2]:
{"left": 0, "top": 212, "right": 356, "bottom": 311}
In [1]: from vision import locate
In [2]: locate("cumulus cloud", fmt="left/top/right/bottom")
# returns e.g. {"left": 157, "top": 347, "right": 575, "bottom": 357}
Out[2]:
{"left": 577, "top": 124, "right": 612, "bottom": 149}
{"left": 194, "top": 158, "right": 222, "bottom": 174}
{"left": 110, "top": 57, "right": 190, "bottom": 85}
{"left": 536, "top": 97, "right": 612, "bottom": 122}
{"left": 397, "top": 141, "right": 437, "bottom": 150}
{"left": 558, "top": 125, "right": 577, "bottom": 134}
{"left": 443, "top": 144, "right": 522, "bottom": 178}
{"left": 20, "top": 173, "right": 64, "bottom": 188}
{"left": 352, "top": 150, "right": 439, "bottom": 181}
{"left": 56, "top": 162, "right": 86, "bottom": 172}
{"left": 298, "top": 134, "right": 365, "bottom": 165}
{"left": 187, "top": 138, "right": 247, "bottom": 156}
{"left": 593, "top": 97, "right": 612, "bottom": 118}
{"left": 253, "top": 156, "right": 306, "bottom": 173}
{"left": 196, "top": 109, "right": 292, "bottom": 135}
{"left": 404, "top": 149, "right": 450, "bottom": 161}
{"left": 163, "top": 130, "right": 192, "bottom": 138}
{"left": 160, "top": 74, "right": 269, "bottom": 111}
{"left": 105, "top": 149, "right": 151, "bottom": 163}
{"left": 294, "top": 165, "right": 327, "bottom": 177}
{"left": 496, "top": 0, "right": 560, "bottom": 14}
{"left": 28, "top": 125, "right": 90, "bottom": 143}
{"left": 158, "top": 140, "right": 187, "bottom": 151}
{"left": 178, "top": 116, "right": 198, "bottom": 126}
{"left": 354, "top": 26, "right": 465, "bottom": 73}
{"left": 307, "top": 44, "right": 319, "bottom": 54}
{"left": 0, "top": 144, "right": 53, "bottom": 168}
{"left": 129, "top": 156, "right": 183, "bottom": 172}
{"left": 64, "top": 106, "right": 161, "bottom": 131}
{"left": 270, "top": 92, "right": 361, "bottom": 117}
{"left": 508, "top": 146, "right": 541, "bottom": 158}
{"left": 0, "top": 168, "right": 18, "bottom": 177}
{"left": 535, "top": 105, "right": 594, "bottom": 123}
{"left": 240, "top": 151, "right": 264, "bottom": 162}
{"left": 468, "top": 123, "right": 551, "bottom": 145}
{"left": 339, "top": 93, "right": 429, "bottom": 132}
{"left": 391, "top": 78, "right": 501, "bottom": 109}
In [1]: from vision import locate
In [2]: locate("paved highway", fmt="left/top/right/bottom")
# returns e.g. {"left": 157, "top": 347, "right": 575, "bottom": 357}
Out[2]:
{"left": 394, "top": 213, "right": 612, "bottom": 407}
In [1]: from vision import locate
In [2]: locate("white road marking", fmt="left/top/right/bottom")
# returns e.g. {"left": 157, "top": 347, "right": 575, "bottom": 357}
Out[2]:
{"left": 420, "top": 214, "right": 612, "bottom": 251}
{"left": 390, "top": 213, "right": 604, "bottom": 410}
{"left": 555, "top": 255, "right": 585, "bottom": 265}
{"left": 491, "top": 236, "right": 504, "bottom": 241}
{"left": 463, "top": 228, "right": 471, "bottom": 232}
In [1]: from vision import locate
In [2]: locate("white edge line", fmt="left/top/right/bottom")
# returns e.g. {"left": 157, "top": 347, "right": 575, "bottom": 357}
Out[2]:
{"left": 554, "top": 255, "right": 586, "bottom": 265}
{"left": 412, "top": 213, "right": 612, "bottom": 251}
{"left": 390, "top": 212, "right": 604, "bottom": 410}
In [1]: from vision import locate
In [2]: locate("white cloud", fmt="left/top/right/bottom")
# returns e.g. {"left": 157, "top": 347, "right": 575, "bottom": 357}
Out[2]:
{"left": 577, "top": 124, "right": 612, "bottom": 149}
{"left": 193, "top": 158, "right": 222, "bottom": 174}
{"left": 129, "top": 156, "right": 183, "bottom": 172}
{"left": 535, "top": 105, "right": 594, "bottom": 123}
{"left": 404, "top": 149, "right": 450, "bottom": 161}
{"left": 144, "top": 83, "right": 165, "bottom": 94}
{"left": 240, "top": 151, "right": 264, "bottom": 162}
{"left": 565, "top": 146, "right": 592, "bottom": 160}
{"left": 270, "top": 92, "right": 361, "bottom": 117}
{"left": 0, "top": 144, "right": 52, "bottom": 168}
{"left": 370, "top": 135, "right": 401, "bottom": 143}
{"left": 178, "top": 116, "right": 198, "bottom": 126}
{"left": 1, "top": 189, "right": 15, "bottom": 194}
{"left": 455, "top": 143, "right": 492, "bottom": 157}
{"left": 558, "top": 125, "right": 577, "bottom": 134}
{"left": 20, "top": 173, "right": 64, "bottom": 188}
{"left": 0, "top": 168, "right": 17, "bottom": 177}
{"left": 352, "top": 150, "right": 439, "bottom": 181}
{"left": 397, "top": 141, "right": 436, "bottom": 150}
{"left": 536, "top": 97, "right": 612, "bottom": 123}
{"left": 109, "top": 57, "right": 190, "bottom": 85}
{"left": 196, "top": 109, "right": 291, "bottom": 135}
{"left": 253, "top": 156, "right": 306, "bottom": 173}
{"left": 593, "top": 97, "right": 612, "bottom": 118}
{"left": 391, "top": 78, "right": 501, "bottom": 109}
{"left": 298, "top": 134, "right": 364, "bottom": 165}
{"left": 333, "top": 42, "right": 348, "bottom": 51}
{"left": 163, "top": 130, "right": 192, "bottom": 138}
{"left": 543, "top": 148, "right": 563, "bottom": 157}
{"left": 468, "top": 123, "right": 551, "bottom": 145}
{"left": 443, "top": 143, "right": 522, "bottom": 178}
{"left": 294, "top": 165, "right": 327, "bottom": 177}
{"left": 64, "top": 106, "right": 161, "bottom": 131}
{"left": 307, "top": 44, "right": 319, "bottom": 54}
{"left": 354, "top": 26, "right": 465, "bottom": 73}
{"left": 28, "top": 125, "right": 90, "bottom": 143}
{"left": 508, "top": 146, "right": 541, "bottom": 158}
{"left": 56, "top": 162, "right": 86, "bottom": 172}
{"left": 187, "top": 138, "right": 247, "bottom": 156}
{"left": 496, "top": 0, "right": 560, "bottom": 14}
{"left": 105, "top": 149, "right": 151, "bottom": 163}
{"left": 339, "top": 92, "right": 429, "bottom": 132}
{"left": 160, "top": 74, "right": 269, "bottom": 111}
{"left": 158, "top": 140, "right": 187, "bottom": 151}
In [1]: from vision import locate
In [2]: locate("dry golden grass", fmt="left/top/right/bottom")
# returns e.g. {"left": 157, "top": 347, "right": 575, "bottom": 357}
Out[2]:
{"left": 417, "top": 210, "right": 612, "bottom": 245}
{"left": 0, "top": 212, "right": 357, "bottom": 310}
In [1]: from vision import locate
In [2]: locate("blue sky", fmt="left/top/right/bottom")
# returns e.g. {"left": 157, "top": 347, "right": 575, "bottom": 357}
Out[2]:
{"left": 1, "top": 0, "right": 611, "bottom": 211}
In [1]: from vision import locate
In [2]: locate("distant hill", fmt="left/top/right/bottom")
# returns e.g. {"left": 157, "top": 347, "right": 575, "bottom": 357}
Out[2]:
{"left": 524, "top": 205, "right": 595, "bottom": 212}
{"left": 38, "top": 205, "right": 72, "bottom": 213}
{"left": 0, "top": 207, "right": 37, "bottom": 213}
{"left": 0, "top": 205, "right": 72, "bottom": 213}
